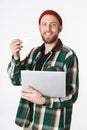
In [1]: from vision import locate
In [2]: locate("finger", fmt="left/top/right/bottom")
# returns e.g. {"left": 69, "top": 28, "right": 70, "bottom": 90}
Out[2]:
{"left": 21, "top": 90, "right": 28, "bottom": 95}
{"left": 11, "top": 44, "right": 23, "bottom": 51}
{"left": 28, "top": 86, "right": 41, "bottom": 92}
{"left": 11, "top": 39, "right": 22, "bottom": 43}
{"left": 28, "top": 86, "right": 43, "bottom": 97}
{"left": 10, "top": 42, "right": 23, "bottom": 54}
{"left": 10, "top": 38, "right": 23, "bottom": 48}
{"left": 27, "top": 86, "right": 36, "bottom": 94}
{"left": 10, "top": 41, "right": 23, "bottom": 49}
{"left": 21, "top": 92, "right": 34, "bottom": 102}
{"left": 21, "top": 92, "right": 28, "bottom": 98}
{"left": 21, "top": 90, "right": 32, "bottom": 96}
{"left": 28, "top": 86, "right": 34, "bottom": 91}
{"left": 21, "top": 95, "right": 29, "bottom": 101}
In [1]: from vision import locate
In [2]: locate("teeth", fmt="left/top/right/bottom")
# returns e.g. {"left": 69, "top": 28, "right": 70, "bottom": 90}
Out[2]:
{"left": 45, "top": 33, "right": 51, "bottom": 36}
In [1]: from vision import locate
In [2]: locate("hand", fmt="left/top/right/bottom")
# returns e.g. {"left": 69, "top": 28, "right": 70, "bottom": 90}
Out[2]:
{"left": 9, "top": 39, "right": 23, "bottom": 59}
{"left": 21, "top": 86, "right": 46, "bottom": 105}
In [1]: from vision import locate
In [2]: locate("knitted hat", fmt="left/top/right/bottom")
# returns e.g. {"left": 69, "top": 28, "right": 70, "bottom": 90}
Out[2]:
{"left": 39, "top": 10, "right": 62, "bottom": 25}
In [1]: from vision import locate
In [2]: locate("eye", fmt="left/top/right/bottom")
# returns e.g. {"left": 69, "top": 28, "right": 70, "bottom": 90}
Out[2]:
{"left": 51, "top": 23, "right": 57, "bottom": 27}
{"left": 41, "top": 22, "right": 46, "bottom": 27}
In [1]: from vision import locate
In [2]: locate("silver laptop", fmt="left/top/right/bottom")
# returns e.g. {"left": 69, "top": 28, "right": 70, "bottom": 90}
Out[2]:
{"left": 21, "top": 70, "right": 66, "bottom": 97}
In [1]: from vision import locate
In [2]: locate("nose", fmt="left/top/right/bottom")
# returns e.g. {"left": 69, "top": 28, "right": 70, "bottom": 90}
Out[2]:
{"left": 46, "top": 24, "right": 51, "bottom": 31}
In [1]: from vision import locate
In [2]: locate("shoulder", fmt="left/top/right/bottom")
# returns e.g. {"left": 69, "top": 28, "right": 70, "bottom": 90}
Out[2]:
{"left": 29, "top": 46, "right": 42, "bottom": 60}
{"left": 61, "top": 45, "right": 77, "bottom": 59}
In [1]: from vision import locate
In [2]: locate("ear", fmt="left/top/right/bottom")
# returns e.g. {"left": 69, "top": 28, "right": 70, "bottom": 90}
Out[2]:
{"left": 59, "top": 25, "right": 63, "bottom": 33}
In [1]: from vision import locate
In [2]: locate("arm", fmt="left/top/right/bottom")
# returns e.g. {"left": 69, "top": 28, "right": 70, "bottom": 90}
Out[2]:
{"left": 7, "top": 38, "right": 23, "bottom": 85}
{"left": 7, "top": 50, "right": 35, "bottom": 86}
{"left": 7, "top": 38, "right": 35, "bottom": 85}
{"left": 44, "top": 51, "right": 79, "bottom": 108}
{"left": 7, "top": 56, "right": 21, "bottom": 85}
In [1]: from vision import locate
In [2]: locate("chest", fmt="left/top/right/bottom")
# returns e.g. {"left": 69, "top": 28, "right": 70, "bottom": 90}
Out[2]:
{"left": 31, "top": 51, "right": 66, "bottom": 71}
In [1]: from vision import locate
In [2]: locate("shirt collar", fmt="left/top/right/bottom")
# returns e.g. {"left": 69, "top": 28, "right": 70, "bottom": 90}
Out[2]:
{"left": 37, "top": 38, "right": 63, "bottom": 52}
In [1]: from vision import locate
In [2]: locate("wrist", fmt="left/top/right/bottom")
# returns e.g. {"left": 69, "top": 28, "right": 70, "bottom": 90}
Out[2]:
{"left": 14, "top": 56, "right": 19, "bottom": 60}
{"left": 14, "top": 54, "right": 20, "bottom": 60}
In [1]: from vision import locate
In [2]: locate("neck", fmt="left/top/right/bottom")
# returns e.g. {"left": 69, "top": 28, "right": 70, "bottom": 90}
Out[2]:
{"left": 44, "top": 39, "right": 58, "bottom": 54}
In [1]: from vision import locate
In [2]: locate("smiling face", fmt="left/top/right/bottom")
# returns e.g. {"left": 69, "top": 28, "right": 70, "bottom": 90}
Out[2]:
{"left": 39, "top": 14, "right": 62, "bottom": 44}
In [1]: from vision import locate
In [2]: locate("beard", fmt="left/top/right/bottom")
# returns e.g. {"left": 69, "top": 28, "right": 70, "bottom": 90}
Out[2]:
{"left": 41, "top": 33, "right": 58, "bottom": 44}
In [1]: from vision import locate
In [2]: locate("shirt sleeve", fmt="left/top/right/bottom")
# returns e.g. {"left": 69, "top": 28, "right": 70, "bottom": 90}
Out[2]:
{"left": 7, "top": 48, "right": 37, "bottom": 127}
{"left": 7, "top": 48, "right": 35, "bottom": 85}
{"left": 7, "top": 56, "right": 21, "bottom": 85}
{"left": 44, "top": 51, "right": 79, "bottom": 109}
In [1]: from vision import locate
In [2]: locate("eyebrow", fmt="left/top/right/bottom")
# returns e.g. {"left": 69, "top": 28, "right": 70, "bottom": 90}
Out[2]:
{"left": 41, "top": 21, "right": 58, "bottom": 24}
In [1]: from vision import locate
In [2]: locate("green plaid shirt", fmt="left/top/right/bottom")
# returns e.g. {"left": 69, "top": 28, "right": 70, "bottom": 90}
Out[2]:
{"left": 7, "top": 39, "right": 79, "bottom": 130}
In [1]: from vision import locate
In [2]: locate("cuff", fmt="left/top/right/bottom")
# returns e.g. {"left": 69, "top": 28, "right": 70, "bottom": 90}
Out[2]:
{"left": 12, "top": 55, "right": 20, "bottom": 64}
{"left": 44, "top": 96, "right": 61, "bottom": 109}
{"left": 45, "top": 96, "right": 54, "bottom": 108}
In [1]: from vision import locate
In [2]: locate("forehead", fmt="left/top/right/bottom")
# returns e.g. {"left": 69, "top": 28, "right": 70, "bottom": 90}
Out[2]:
{"left": 40, "top": 14, "right": 59, "bottom": 24}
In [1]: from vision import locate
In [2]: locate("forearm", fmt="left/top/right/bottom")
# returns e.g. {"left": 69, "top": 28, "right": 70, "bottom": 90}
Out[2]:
{"left": 7, "top": 48, "right": 36, "bottom": 85}
{"left": 44, "top": 89, "right": 77, "bottom": 109}
{"left": 7, "top": 56, "right": 21, "bottom": 85}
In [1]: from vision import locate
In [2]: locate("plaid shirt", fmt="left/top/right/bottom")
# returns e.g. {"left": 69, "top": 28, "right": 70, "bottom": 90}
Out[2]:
{"left": 7, "top": 39, "right": 79, "bottom": 130}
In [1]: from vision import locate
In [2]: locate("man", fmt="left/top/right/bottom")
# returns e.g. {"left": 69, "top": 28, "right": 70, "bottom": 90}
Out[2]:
{"left": 7, "top": 10, "right": 79, "bottom": 130}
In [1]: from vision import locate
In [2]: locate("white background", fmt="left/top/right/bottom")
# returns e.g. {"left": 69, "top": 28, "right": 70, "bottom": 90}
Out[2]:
{"left": 0, "top": 0, "right": 87, "bottom": 130}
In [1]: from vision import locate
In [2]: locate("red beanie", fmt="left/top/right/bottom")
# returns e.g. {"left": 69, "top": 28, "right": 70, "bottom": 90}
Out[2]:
{"left": 39, "top": 10, "right": 62, "bottom": 25}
